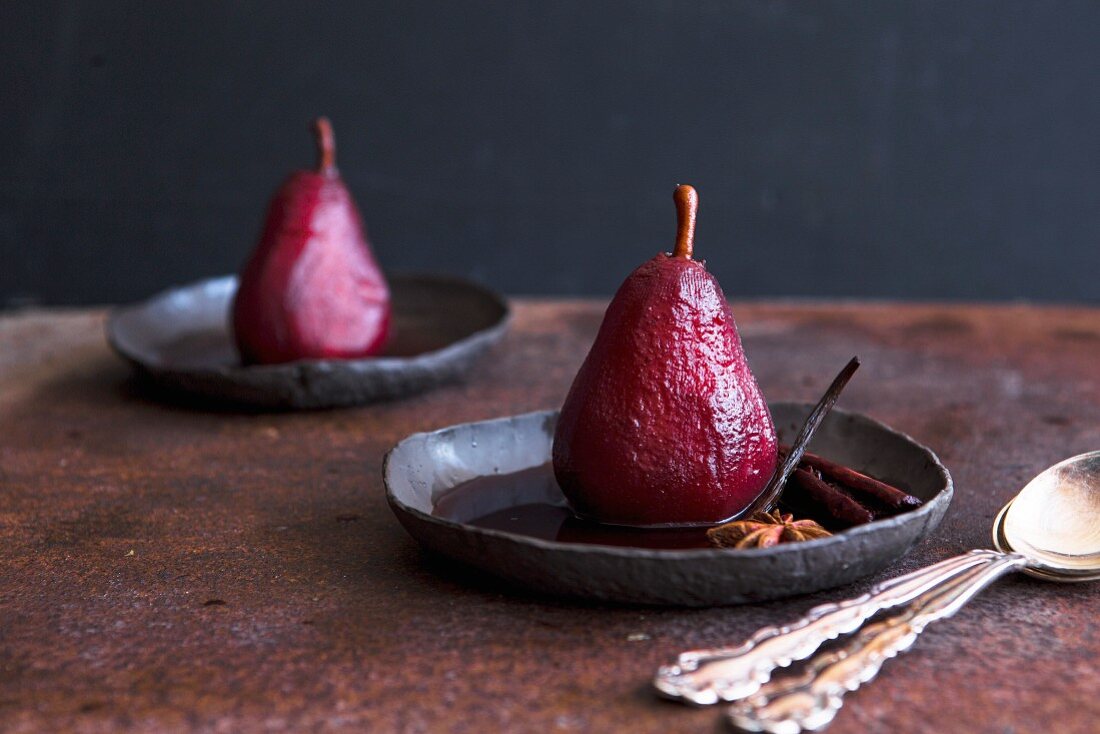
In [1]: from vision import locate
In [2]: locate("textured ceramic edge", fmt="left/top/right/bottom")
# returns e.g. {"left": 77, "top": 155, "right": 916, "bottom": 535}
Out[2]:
{"left": 383, "top": 404, "right": 953, "bottom": 606}
{"left": 106, "top": 275, "right": 511, "bottom": 409}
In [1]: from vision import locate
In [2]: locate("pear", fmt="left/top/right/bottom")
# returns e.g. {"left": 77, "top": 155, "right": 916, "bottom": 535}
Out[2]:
{"left": 232, "top": 118, "right": 390, "bottom": 364}
{"left": 552, "top": 185, "right": 778, "bottom": 526}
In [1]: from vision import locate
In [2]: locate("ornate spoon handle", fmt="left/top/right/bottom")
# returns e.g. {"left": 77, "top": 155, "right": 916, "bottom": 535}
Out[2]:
{"left": 727, "top": 552, "right": 1027, "bottom": 733}
{"left": 653, "top": 550, "right": 1000, "bottom": 705}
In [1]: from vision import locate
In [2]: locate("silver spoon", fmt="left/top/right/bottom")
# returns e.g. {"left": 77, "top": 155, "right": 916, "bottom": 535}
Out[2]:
{"left": 725, "top": 450, "right": 1100, "bottom": 732}
{"left": 655, "top": 451, "right": 1100, "bottom": 717}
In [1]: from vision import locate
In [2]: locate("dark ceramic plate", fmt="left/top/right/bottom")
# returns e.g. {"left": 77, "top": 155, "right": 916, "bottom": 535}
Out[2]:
{"left": 107, "top": 275, "right": 510, "bottom": 409}
{"left": 384, "top": 403, "right": 953, "bottom": 606}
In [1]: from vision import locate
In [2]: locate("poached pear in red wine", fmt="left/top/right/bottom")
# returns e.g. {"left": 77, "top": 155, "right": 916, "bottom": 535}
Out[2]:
{"left": 233, "top": 118, "right": 391, "bottom": 365}
{"left": 552, "top": 185, "right": 778, "bottom": 526}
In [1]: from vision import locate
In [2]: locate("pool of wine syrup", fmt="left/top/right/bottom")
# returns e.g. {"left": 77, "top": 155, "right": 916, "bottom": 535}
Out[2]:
{"left": 431, "top": 463, "right": 714, "bottom": 549}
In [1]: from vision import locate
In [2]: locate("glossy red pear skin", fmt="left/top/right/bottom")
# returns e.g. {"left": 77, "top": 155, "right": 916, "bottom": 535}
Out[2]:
{"left": 552, "top": 254, "right": 778, "bottom": 526}
{"left": 232, "top": 170, "right": 390, "bottom": 364}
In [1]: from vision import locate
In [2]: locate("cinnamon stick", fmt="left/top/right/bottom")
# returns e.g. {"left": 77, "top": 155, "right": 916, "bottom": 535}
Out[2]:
{"left": 781, "top": 444, "right": 922, "bottom": 511}
{"left": 785, "top": 468, "right": 874, "bottom": 529}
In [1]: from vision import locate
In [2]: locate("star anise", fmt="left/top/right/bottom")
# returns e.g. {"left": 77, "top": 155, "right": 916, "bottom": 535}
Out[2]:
{"left": 707, "top": 509, "right": 832, "bottom": 549}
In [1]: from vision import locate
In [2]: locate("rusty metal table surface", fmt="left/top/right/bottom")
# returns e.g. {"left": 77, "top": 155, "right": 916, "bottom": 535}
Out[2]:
{"left": 1, "top": 300, "right": 1099, "bottom": 733}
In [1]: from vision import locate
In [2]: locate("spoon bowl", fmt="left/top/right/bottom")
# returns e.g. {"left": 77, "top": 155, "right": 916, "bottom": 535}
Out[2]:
{"left": 997, "top": 451, "right": 1100, "bottom": 576}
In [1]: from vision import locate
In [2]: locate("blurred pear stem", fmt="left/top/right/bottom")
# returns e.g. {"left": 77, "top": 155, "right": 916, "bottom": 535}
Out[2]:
{"left": 313, "top": 117, "right": 337, "bottom": 175}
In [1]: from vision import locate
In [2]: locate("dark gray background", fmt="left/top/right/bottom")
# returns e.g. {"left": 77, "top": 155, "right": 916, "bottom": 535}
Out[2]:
{"left": 3, "top": 1, "right": 1099, "bottom": 307}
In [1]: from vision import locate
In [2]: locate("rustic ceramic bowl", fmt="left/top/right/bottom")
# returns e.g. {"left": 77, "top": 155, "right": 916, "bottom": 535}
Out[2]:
{"left": 384, "top": 403, "right": 953, "bottom": 606}
{"left": 107, "top": 275, "right": 510, "bottom": 409}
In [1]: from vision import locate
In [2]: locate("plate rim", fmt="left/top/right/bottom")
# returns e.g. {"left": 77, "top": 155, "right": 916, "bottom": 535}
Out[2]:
{"left": 384, "top": 404, "right": 954, "bottom": 560}
{"left": 105, "top": 272, "right": 512, "bottom": 379}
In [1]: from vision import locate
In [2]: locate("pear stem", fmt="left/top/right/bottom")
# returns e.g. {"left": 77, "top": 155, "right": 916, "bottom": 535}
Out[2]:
{"left": 313, "top": 117, "right": 337, "bottom": 175}
{"left": 672, "top": 184, "right": 697, "bottom": 259}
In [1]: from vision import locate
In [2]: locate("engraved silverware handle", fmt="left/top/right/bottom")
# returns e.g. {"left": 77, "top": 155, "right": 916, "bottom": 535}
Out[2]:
{"left": 653, "top": 550, "right": 1001, "bottom": 705}
{"left": 727, "top": 552, "right": 1028, "bottom": 733}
